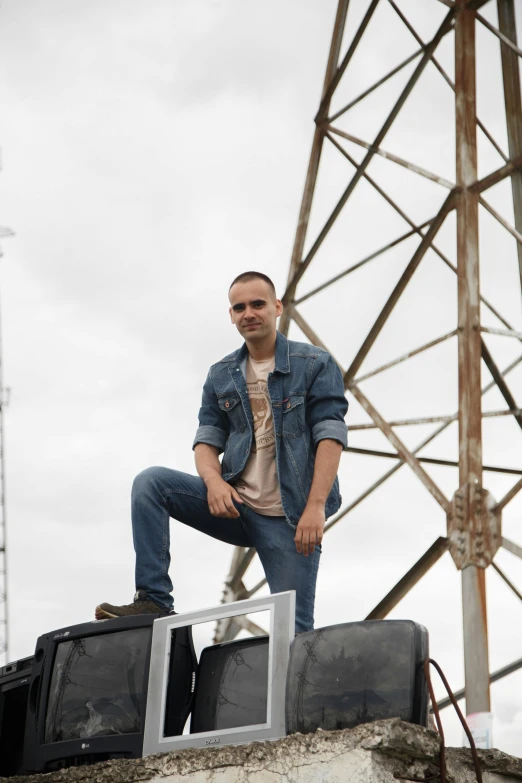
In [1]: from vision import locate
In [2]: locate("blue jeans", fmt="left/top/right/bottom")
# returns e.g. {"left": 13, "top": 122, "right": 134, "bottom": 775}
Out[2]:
{"left": 131, "top": 466, "right": 321, "bottom": 634}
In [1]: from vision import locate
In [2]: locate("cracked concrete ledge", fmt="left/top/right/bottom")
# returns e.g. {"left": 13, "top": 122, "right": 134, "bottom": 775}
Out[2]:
{"left": 3, "top": 719, "right": 522, "bottom": 783}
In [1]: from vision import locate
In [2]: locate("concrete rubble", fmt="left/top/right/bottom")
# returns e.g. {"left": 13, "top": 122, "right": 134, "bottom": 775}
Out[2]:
{"left": 3, "top": 719, "right": 522, "bottom": 783}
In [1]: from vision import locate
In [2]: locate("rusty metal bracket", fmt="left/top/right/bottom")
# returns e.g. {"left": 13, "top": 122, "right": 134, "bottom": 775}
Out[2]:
{"left": 447, "top": 483, "right": 501, "bottom": 568}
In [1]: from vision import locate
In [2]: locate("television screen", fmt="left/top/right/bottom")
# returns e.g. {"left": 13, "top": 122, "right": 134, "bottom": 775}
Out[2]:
{"left": 0, "top": 657, "right": 34, "bottom": 777}
{"left": 44, "top": 628, "right": 150, "bottom": 743}
{"left": 191, "top": 637, "right": 269, "bottom": 733}
{"left": 286, "top": 620, "right": 429, "bottom": 734}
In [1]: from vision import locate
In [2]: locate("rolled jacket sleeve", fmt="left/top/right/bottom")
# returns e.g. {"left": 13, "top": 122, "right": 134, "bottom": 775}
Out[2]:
{"left": 307, "top": 354, "right": 349, "bottom": 449}
{"left": 192, "top": 369, "right": 229, "bottom": 454}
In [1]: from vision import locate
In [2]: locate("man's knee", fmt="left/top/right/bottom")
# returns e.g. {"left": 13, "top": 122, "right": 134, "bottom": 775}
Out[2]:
{"left": 132, "top": 466, "right": 168, "bottom": 501}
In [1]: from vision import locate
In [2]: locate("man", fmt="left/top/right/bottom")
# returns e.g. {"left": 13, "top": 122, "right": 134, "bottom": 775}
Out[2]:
{"left": 96, "top": 272, "right": 348, "bottom": 633}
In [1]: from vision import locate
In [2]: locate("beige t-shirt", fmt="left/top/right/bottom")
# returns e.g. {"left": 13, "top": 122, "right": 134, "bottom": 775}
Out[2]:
{"left": 235, "top": 355, "right": 284, "bottom": 516}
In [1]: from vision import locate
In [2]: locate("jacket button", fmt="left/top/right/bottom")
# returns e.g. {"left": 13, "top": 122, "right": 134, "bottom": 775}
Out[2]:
{"left": 225, "top": 401, "right": 230, "bottom": 409}
{"left": 287, "top": 402, "right": 291, "bottom": 409}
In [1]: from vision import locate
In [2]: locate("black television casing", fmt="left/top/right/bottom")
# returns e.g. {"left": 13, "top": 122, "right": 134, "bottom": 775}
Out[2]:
{"left": 190, "top": 636, "right": 269, "bottom": 734}
{"left": 23, "top": 614, "right": 196, "bottom": 773}
{"left": 0, "top": 655, "right": 34, "bottom": 777}
{"left": 285, "top": 619, "right": 429, "bottom": 735}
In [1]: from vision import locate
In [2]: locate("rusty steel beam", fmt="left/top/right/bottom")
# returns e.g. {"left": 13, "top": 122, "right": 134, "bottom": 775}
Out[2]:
{"left": 491, "top": 562, "right": 522, "bottom": 602}
{"left": 466, "top": 0, "right": 493, "bottom": 9}
{"left": 283, "top": 8, "right": 456, "bottom": 305}
{"left": 494, "top": 476, "right": 522, "bottom": 512}
{"left": 455, "top": 0, "right": 491, "bottom": 715}
{"left": 497, "top": 0, "right": 522, "bottom": 295}
{"left": 344, "top": 191, "right": 457, "bottom": 385}
{"left": 481, "top": 325, "right": 522, "bottom": 339}
{"left": 473, "top": 154, "right": 522, "bottom": 193}
{"left": 295, "top": 218, "right": 434, "bottom": 305}
{"left": 349, "top": 383, "right": 452, "bottom": 513}
{"left": 355, "top": 330, "right": 458, "bottom": 383}
{"left": 350, "top": 407, "right": 522, "bottom": 430}
{"left": 366, "top": 537, "right": 450, "bottom": 620}
{"left": 480, "top": 195, "right": 522, "bottom": 245}
{"left": 481, "top": 338, "right": 522, "bottom": 431}
{"left": 228, "top": 547, "right": 257, "bottom": 592}
{"left": 502, "top": 537, "right": 522, "bottom": 559}
{"left": 329, "top": 48, "right": 423, "bottom": 122}
{"left": 436, "top": 655, "right": 522, "bottom": 711}
{"left": 347, "top": 446, "right": 522, "bottom": 476}
{"left": 477, "top": 10, "right": 522, "bottom": 58}
{"left": 327, "top": 126, "right": 455, "bottom": 188}
{"left": 279, "top": 0, "right": 350, "bottom": 336}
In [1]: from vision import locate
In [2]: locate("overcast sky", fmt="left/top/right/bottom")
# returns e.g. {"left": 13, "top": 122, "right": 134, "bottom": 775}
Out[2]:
{"left": 0, "top": 0, "right": 522, "bottom": 755}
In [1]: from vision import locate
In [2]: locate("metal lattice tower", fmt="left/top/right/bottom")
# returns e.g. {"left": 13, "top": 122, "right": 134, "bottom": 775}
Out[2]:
{"left": 215, "top": 0, "right": 522, "bottom": 718}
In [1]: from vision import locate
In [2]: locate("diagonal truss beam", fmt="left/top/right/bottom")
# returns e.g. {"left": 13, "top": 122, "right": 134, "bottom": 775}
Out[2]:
{"left": 349, "top": 383, "right": 452, "bottom": 513}
{"left": 366, "top": 537, "right": 450, "bottom": 619}
{"left": 295, "top": 218, "right": 434, "bottom": 305}
{"left": 327, "top": 126, "right": 454, "bottom": 188}
{"left": 350, "top": 407, "right": 522, "bottom": 429}
{"left": 477, "top": 10, "right": 522, "bottom": 58}
{"left": 329, "top": 48, "right": 423, "bottom": 122}
{"left": 472, "top": 153, "right": 522, "bottom": 193}
{"left": 355, "top": 330, "right": 458, "bottom": 382}
{"left": 481, "top": 338, "right": 522, "bottom": 430}
{"left": 502, "top": 537, "right": 522, "bottom": 559}
{"left": 436, "top": 655, "right": 522, "bottom": 711}
{"left": 344, "top": 191, "right": 457, "bottom": 384}
{"left": 480, "top": 195, "right": 522, "bottom": 245}
{"left": 494, "top": 476, "right": 522, "bottom": 512}
{"left": 347, "top": 445, "right": 522, "bottom": 476}
{"left": 492, "top": 562, "right": 522, "bottom": 601}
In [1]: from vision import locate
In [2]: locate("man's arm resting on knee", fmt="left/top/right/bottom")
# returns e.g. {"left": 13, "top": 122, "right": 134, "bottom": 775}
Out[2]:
{"left": 294, "top": 439, "right": 343, "bottom": 556}
{"left": 194, "top": 443, "right": 243, "bottom": 519}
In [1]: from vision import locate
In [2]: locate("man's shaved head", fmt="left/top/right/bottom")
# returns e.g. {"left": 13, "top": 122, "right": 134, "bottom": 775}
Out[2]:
{"left": 229, "top": 271, "right": 276, "bottom": 298}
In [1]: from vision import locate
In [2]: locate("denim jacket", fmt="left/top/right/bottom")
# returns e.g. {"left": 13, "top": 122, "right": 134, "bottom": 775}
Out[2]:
{"left": 193, "top": 332, "right": 348, "bottom": 526}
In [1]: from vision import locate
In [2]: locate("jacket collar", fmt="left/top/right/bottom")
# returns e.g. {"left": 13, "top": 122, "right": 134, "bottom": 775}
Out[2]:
{"left": 236, "top": 331, "right": 290, "bottom": 374}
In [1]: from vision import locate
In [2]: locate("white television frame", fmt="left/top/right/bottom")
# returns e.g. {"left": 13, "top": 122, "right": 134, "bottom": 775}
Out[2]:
{"left": 142, "top": 591, "right": 295, "bottom": 754}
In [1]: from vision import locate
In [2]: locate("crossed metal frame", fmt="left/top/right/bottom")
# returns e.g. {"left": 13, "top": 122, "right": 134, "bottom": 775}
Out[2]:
{"left": 215, "top": 0, "right": 522, "bottom": 716}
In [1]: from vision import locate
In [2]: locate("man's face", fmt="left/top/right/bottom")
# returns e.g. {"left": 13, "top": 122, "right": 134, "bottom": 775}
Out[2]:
{"left": 229, "top": 279, "right": 283, "bottom": 344}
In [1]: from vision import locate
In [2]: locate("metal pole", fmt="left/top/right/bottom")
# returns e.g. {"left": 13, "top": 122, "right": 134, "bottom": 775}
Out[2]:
{"left": 455, "top": 0, "right": 490, "bottom": 715}
{"left": 0, "top": 252, "right": 8, "bottom": 664}
{"left": 497, "top": 0, "right": 522, "bottom": 298}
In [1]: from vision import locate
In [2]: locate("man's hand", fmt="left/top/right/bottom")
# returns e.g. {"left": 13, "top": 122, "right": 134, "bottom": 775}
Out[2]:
{"left": 206, "top": 475, "right": 243, "bottom": 518}
{"left": 294, "top": 501, "right": 325, "bottom": 556}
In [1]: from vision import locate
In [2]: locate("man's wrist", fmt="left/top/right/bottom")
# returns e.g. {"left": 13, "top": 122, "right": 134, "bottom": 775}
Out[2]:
{"left": 203, "top": 472, "right": 224, "bottom": 487}
{"left": 305, "top": 497, "right": 326, "bottom": 510}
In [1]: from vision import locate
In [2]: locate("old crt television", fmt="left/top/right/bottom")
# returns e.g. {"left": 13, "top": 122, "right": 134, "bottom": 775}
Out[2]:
{"left": 23, "top": 614, "right": 196, "bottom": 773}
{"left": 191, "top": 636, "right": 269, "bottom": 733}
{"left": 0, "top": 655, "right": 34, "bottom": 777}
{"left": 143, "top": 591, "right": 295, "bottom": 754}
{"left": 286, "top": 620, "right": 429, "bottom": 735}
